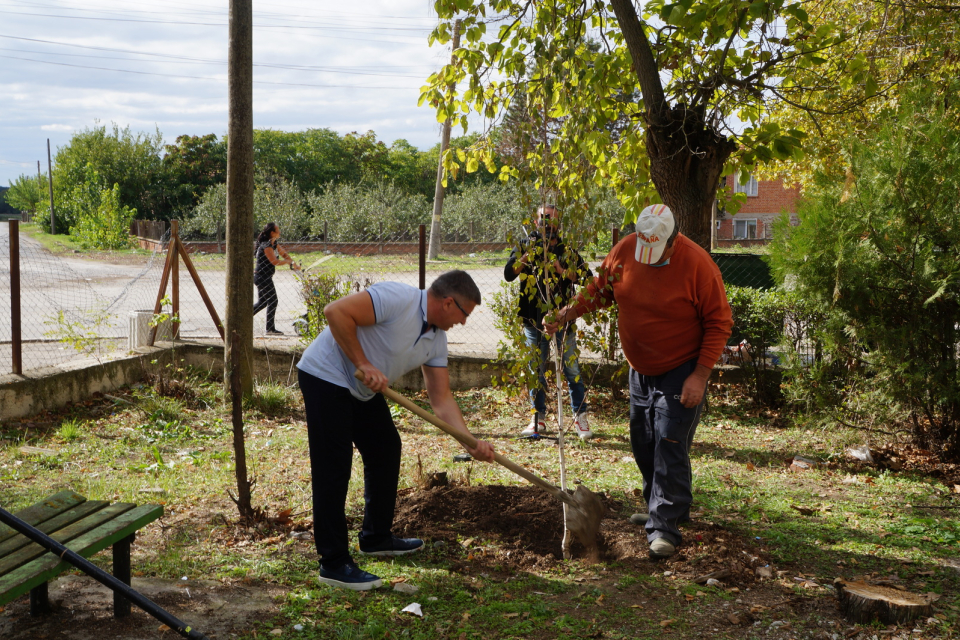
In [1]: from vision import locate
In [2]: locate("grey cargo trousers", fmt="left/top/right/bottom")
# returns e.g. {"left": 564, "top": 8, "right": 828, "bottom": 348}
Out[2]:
{"left": 629, "top": 358, "right": 705, "bottom": 547}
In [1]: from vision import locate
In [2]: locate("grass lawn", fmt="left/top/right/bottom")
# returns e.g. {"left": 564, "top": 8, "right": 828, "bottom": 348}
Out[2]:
{"left": 1, "top": 369, "right": 958, "bottom": 639}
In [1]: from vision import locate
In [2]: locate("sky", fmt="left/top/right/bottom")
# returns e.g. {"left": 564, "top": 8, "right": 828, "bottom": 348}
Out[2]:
{"left": 0, "top": 0, "right": 464, "bottom": 185}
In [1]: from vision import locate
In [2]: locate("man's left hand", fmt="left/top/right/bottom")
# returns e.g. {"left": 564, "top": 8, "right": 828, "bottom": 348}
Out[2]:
{"left": 465, "top": 439, "right": 495, "bottom": 463}
{"left": 680, "top": 366, "right": 712, "bottom": 408}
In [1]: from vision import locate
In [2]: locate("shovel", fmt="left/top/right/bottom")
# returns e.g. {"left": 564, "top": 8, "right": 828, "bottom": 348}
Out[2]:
{"left": 356, "top": 371, "right": 606, "bottom": 559}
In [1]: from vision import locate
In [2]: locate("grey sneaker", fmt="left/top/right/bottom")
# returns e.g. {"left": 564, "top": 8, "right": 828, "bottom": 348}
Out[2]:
{"left": 649, "top": 538, "right": 676, "bottom": 560}
{"left": 629, "top": 513, "right": 649, "bottom": 525}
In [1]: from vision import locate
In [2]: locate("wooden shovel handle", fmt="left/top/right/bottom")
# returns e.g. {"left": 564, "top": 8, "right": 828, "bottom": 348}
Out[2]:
{"left": 355, "top": 371, "right": 572, "bottom": 505}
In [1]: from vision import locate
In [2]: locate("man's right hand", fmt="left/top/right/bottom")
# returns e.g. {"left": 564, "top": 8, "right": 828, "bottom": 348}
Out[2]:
{"left": 357, "top": 363, "right": 388, "bottom": 393}
{"left": 543, "top": 307, "right": 570, "bottom": 336}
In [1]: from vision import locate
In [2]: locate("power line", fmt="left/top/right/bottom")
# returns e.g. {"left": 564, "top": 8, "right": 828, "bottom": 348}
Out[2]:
{"left": 0, "top": 9, "right": 433, "bottom": 38}
{"left": 0, "top": 53, "right": 419, "bottom": 90}
{"left": 0, "top": 34, "right": 437, "bottom": 72}
{"left": 4, "top": 0, "right": 440, "bottom": 27}
{"left": 0, "top": 46, "right": 431, "bottom": 78}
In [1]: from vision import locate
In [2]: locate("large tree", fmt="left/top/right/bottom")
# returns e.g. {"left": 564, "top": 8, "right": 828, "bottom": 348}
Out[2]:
{"left": 766, "top": 0, "right": 960, "bottom": 186}
{"left": 51, "top": 123, "right": 164, "bottom": 230}
{"left": 422, "top": 0, "right": 860, "bottom": 248}
{"left": 160, "top": 134, "right": 227, "bottom": 221}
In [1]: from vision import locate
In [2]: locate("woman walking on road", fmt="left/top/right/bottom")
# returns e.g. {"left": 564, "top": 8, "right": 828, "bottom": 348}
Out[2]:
{"left": 253, "top": 222, "right": 300, "bottom": 335}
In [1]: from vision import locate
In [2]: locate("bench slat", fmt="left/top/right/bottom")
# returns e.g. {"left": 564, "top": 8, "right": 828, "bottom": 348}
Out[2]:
{"left": 0, "top": 501, "right": 110, "bottom": 561}
{"left": 0, "top": 503, "right": 163, "bottom": 606}
{"left": 0, "top": 491, "right": 86, "bottom": 545}
{"left": 0, "top": 503, "right": 135, "bottom": 576}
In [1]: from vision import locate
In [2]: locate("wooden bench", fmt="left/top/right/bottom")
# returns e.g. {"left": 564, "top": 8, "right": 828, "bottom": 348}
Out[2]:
{"left": 0, "top": 490, "right": 163, "bottom": 617}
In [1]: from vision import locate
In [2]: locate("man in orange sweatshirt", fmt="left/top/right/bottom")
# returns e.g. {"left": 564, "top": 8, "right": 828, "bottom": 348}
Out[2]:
{"left": 546, "top": 204, "right": 733, "bottom": 559}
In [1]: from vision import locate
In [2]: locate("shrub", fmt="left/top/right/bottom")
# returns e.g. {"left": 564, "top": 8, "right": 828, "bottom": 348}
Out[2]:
{"left": 71, "top": 181, "right": 136, "bottom": 250}
{"left": 307, "top": 180, "right": 428, "bottom": 242}
{"left": 725, "top": 286, "right": 785, "bottom": 407}
{"left": 297, "top": 271, "right": 375, "bottom": 343}
{"left": 769, "top": 81, "right": 960, "bottom": 456}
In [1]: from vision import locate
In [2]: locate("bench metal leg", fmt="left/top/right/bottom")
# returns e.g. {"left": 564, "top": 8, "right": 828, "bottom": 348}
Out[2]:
{"left": 29, "top": 582, "right": 49, "bottom": 616}
{"left": 113, "top": 533, "right": 134, "bottom": 618}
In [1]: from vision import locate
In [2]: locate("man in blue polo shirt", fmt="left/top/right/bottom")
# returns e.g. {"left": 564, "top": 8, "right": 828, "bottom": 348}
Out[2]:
{"left": 297, "top": 270, "right": 495, "bottom": 590}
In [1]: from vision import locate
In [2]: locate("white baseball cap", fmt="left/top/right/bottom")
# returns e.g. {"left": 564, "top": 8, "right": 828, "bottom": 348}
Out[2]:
{"left": 634, "top": 204, "right": 675, "bottom": 264}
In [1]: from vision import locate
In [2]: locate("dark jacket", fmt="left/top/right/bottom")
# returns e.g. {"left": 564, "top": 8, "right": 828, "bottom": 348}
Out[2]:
{"left": 254, "top": 238, "right": 277, "bottom": 284}
{"left": 503, "top": 231, "right": 592, "bottom": 328}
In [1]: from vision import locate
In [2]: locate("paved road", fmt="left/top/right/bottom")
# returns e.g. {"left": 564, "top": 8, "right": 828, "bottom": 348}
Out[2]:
{"left": 0, "top": 227, "right": 509, "bottom": 373}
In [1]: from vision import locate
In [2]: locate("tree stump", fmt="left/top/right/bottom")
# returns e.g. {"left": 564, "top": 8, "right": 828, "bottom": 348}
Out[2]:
{"left": 835, "top": 579, "right": 938, "bottom": 625}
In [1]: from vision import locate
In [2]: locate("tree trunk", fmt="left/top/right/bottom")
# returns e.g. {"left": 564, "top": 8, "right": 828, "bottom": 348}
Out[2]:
{"left": 835, "top": 579, "right": 937, "bottom": 626}
{"left": 427, "top": 20, "right": 461, "bottom": 260}
{"left": 610, "top": 0, "right": 736, "bottom": 251}
{"left": 225, "top": 0, "right": 254, "bottom": 394}
{"left": 645, "top": 106, "right": 734, "bottom": 249}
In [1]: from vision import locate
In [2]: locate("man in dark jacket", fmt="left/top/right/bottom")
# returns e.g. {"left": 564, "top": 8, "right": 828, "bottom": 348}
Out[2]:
{"left": 504, "top": 205, "right": 593, "bottom": 439}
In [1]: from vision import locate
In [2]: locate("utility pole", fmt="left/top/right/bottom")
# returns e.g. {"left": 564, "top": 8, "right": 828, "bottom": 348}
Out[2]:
{"left": 36, "top": 161, "right": 42, "bottom": 218}
{"left": 46, "top": 139, "right": 55, "bottom": 234}
{"left": 427, "top": 19, "right": 461, "bottom": 260}
{"left": 224, "top": 0, "right": 254, "bottom": 394}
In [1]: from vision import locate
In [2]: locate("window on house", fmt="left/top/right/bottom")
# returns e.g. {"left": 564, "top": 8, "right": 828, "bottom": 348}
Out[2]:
{"left": 734, "top": 219, "right": 757, "bottom": 240}
{"left": 734, "top": 174, "right": 759, "bottom": 197}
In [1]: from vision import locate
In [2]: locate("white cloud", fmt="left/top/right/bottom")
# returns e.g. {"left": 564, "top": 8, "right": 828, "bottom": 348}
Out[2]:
{"left": 0, "top": 0, "right": 464, "bottom": 183}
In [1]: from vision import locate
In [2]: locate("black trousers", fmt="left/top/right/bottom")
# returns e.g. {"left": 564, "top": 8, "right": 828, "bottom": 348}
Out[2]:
{"left": 252, "top": 277, "right": 278, "bottom": 331}
{"left": 629, "top": 359, "right": 705, "bottom": 547}
{"left": 298, "top": 369, "right": 402, "bottom": 570}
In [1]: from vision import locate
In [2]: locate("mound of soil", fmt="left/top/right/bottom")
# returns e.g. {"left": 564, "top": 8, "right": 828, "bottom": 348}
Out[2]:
{"left": 392, "top": 484, "right": 773, "bottom": 586}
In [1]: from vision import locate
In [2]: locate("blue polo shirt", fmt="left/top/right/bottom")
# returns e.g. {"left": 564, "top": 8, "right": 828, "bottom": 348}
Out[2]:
{"left": 297, "top": 282, "right": 447, "bottom": 400}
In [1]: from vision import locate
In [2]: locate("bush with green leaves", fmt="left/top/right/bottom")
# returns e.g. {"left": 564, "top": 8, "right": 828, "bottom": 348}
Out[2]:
{"left": 48, "top": 123, "right": 163, "bottom": 232}
{"left": 769, "top": 81, "right": 960, "bottom": 456}
{"left": 183, "top": 172, "right": 310, "bottom": 240}
{"left": 70, "top": 181, "right": 136, "bottom": 250}
{"left": 4, "top": 173, "right": 47, "bottom": 216}
{"left": 725, "top": 285, "right": 785, "bottom": 407}
{"left": 297, "top": 271, "right": 376, "bottom": 343}
{"left": 307, "top": 179, "right": 428, "bottom": 242}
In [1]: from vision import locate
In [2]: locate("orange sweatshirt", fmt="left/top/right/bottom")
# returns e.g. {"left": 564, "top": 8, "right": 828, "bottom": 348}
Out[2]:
{"left": 572, "top": 234, "right": 733, "bottom": 376}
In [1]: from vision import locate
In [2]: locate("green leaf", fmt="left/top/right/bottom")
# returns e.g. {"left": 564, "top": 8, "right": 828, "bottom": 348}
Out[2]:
{"left": 667, "top": 4, "right": 687, "bottom": 25}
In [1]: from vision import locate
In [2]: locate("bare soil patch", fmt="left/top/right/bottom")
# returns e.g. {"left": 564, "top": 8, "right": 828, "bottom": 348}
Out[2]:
{"left": 0, "top": 576, "right": 287, "bottom": 640}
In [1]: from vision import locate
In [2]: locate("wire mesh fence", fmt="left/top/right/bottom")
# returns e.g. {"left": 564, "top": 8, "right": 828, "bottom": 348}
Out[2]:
{"left": 2, "top": 219, "right": 781, "bottom": 378}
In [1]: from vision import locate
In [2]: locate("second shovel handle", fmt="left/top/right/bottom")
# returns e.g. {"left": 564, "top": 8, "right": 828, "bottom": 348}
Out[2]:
{"left": 360, "top": 373, "right": 572, "bottom": 505}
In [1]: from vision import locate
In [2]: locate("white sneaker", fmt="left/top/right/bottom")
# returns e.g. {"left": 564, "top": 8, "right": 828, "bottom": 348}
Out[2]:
{"left": 574, "top": 412, "right": 593, "bottom": 440}
{"left": 521, "top": 412, "right": 546, "bottom": 436}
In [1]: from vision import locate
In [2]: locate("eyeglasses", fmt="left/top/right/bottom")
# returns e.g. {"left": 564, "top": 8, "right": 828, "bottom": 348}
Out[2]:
{"left": 450, "top": 296, "right": 469, "bottom": 320}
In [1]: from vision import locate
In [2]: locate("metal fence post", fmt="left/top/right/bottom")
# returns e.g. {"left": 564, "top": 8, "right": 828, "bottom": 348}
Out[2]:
{"left": 171, "top": 220, "right": 180, "bottom": 340}
{"left": 9, "top": 220, "right": 21, "bottom": 375}
{"left": 419, "top": 224, "right": 426, "bottom": 290}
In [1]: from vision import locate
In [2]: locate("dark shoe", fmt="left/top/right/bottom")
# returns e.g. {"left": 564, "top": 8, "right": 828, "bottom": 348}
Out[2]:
{"left": 266, "top": 329, "right": 284, "bottom": 335}
{"left": 649, "top": 537, "right": 676, "bottom": 560}
{"left": 359, "top": 536, "right": 424, "bottom": 557}
{"left": 318, "top": 563, "right": 382, "bottom": 590}
{"left": 630, "top": 513, "right": 649, "bottom": 525}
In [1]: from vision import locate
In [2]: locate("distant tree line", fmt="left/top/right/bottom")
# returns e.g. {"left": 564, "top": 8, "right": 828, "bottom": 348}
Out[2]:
{"left": 3, "top": 122, "right": 625, "bottom": 247}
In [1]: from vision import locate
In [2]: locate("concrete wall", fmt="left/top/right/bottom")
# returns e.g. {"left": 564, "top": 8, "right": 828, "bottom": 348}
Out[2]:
{"left": 0, "top": 340, "right": 756, "bottom": 421}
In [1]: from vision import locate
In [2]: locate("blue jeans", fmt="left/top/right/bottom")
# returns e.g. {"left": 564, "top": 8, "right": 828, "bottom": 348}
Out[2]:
{"left": 628, "top": 359, "right": 705, "bottom": 548}
{"left": 524, "top": 323, "right": 587, "bottom": 415}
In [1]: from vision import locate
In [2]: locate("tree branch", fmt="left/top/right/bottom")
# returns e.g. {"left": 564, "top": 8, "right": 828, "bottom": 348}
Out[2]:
{"left": 609, "top": 0, "right": 668, "bottom": 126}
